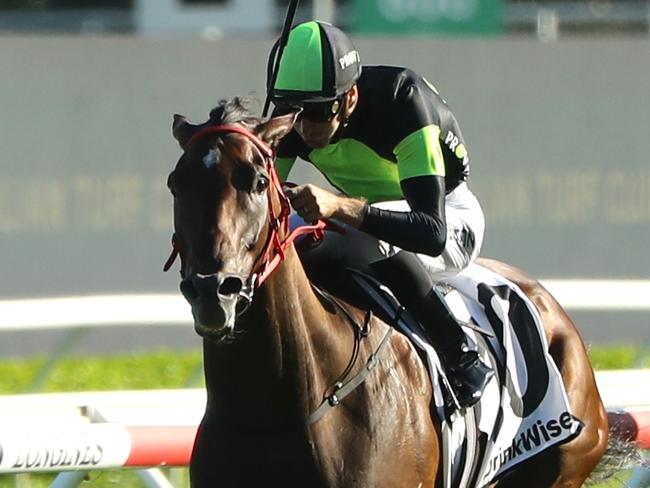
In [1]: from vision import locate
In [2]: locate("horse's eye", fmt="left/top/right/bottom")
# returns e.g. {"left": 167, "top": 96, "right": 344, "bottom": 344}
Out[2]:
{"left": 255, "top": 175, "right": 269, "bottom": 193}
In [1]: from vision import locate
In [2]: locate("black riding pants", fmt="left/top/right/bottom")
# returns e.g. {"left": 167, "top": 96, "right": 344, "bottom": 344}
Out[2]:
{"left": 297, "top": 241, "right": 465, "bottom": 350}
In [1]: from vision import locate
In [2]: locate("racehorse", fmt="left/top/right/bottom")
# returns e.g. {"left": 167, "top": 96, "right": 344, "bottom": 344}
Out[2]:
{"left": 165, "top": 97, "right": 609, "bottom": 487}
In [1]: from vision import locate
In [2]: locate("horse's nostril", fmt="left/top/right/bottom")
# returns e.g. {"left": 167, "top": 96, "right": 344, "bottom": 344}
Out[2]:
{"left": 219, "top": 277, "right": 243, "bottom": 296}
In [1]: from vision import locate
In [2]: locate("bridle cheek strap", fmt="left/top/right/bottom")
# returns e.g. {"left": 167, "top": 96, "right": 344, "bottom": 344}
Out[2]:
{"left": 163, "top": 124, "right": 345, "bottom": 289}
{"left": 253, "top": 162, "right": 346, "bottom": 287}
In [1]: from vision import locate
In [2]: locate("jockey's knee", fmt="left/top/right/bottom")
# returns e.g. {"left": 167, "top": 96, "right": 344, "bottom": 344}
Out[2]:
{"left": 370, "top": 252, "right": 434, "bottom": 308}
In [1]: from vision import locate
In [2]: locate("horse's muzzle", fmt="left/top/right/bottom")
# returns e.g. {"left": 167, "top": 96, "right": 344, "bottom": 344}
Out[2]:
{"left": 180, "top": 273, "right": 244, "bottom": 335}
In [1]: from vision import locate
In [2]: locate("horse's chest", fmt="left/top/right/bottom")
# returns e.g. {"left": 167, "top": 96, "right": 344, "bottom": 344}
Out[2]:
{"left": 191, "top": 421, "right": 328, "bottom": 486}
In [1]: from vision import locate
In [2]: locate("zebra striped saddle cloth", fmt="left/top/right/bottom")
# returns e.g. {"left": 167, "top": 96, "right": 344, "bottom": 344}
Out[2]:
{"left": 394, "top": 263, "right": 584, "bottom": 488}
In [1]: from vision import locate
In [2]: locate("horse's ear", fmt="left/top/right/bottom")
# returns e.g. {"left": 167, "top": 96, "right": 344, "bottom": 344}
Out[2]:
{"left": 172, "top": 114, "right": 195, "bottom": 149}
{"left": 256, "top": 112, "right": 298, "bottom": 148}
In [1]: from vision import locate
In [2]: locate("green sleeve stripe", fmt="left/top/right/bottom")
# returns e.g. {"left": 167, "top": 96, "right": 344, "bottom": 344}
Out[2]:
{"left": 275, "top": 157, "right": 296, "bottom": 182}
{"left": 394, "top": 125, "right": 445, "bottom": 181}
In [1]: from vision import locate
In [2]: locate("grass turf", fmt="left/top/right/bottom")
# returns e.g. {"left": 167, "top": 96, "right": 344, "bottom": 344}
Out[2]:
{"left": 0, "top": 346, "right": 645, "bottom": 395}
{"left": 0, "top": 349, "right": 204, "bottom": 394}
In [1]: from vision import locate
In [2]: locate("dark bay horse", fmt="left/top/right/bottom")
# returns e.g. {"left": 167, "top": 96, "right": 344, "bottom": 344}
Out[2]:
{"left": 165, "top": 98, "right": 609, "bottom": 487}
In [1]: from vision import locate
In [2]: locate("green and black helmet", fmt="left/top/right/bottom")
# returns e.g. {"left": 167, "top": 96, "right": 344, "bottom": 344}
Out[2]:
{"left": 268, "top": 21, "right": 362, "bottom": 104}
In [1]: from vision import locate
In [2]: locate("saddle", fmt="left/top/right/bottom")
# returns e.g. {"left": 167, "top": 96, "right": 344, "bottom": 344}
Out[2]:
{"left": 340, "top": 264, "right": 583, "bottom": 488}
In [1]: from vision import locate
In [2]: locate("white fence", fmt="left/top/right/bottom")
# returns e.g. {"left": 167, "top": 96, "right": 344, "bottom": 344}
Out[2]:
{"left": 1, "top": 279, "right": 650, "bottom": 331}
{"left": 0, "top": 389, "right": 203, "bottom": 487}
{"left": 0, "top": 389, "right": 203, "bottom": 475}
{"left": 0, "top": 371, "right": 648, "bottom": 486}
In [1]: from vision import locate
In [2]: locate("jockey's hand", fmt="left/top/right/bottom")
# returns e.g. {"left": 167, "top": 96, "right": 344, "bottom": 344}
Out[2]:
{"left": 285, "top": 184, "right": 338, "bottom": 221}
{"left": 284, "top": 184, "right": 366, "bottom": 228}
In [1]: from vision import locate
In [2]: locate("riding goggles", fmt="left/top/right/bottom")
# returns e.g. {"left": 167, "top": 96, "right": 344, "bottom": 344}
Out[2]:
{"left": 274, "top": 98, "right": 343, "bottom": 123}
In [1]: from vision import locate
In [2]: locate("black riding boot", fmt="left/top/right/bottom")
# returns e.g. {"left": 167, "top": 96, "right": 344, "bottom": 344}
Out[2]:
{"left": 415, "top": 288, "right": 494, "bottom": 408}
{"left": 364, "top": 251, "right": 494, "bottom": 409}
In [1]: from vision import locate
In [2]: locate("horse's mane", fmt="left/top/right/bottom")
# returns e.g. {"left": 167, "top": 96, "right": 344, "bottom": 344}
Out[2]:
{"left": 209, "top": 96, "right": 261, "bottom": 128}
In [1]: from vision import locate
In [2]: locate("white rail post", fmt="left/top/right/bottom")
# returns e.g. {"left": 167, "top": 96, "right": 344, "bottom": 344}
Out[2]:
{"left": 50, "top": 471, "right": 87, "bottom": 488}
{"left": 136, "top": 468, "right": 176, "bottom": 488}
{"left": 625, "top": 460, "right": 650, "bottom": 488}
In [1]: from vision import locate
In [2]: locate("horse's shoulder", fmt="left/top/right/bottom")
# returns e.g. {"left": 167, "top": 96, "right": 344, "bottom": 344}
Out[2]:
{"left": 374, "top": 318, "right": 432, "bottom": 395}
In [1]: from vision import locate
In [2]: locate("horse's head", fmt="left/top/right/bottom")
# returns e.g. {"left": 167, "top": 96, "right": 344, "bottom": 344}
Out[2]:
{"left": 167, "top": 97, "right": 296, "bottom": 339}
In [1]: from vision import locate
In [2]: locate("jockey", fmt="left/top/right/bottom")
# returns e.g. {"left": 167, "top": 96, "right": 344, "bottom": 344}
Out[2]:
{"left": 267, "top": 20, "right": 494, "bottom": 408}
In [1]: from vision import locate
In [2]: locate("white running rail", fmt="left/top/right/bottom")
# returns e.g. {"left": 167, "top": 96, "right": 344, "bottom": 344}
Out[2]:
{"left": 1, "top": 279, "right": 650, "bottom": 330}
{"left": 0, "top": 371, "right": 647, "bottom": 486}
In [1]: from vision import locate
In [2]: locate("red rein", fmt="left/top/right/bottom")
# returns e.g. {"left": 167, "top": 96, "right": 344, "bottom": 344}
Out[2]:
{"left": 163, "top": 124, "right": 342, "bottom": 289}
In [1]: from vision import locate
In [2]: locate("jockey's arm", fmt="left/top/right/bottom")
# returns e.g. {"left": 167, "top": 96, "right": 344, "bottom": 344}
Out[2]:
{"left": 297, "top": 177, "right": 448, "bottom": 247}
{"left": 360, "top": 175, "right": 446, "bottom": 257}
{"left": 281, "top": 127, "right": 449, "bottom": 255}
{"left": 277, "top": 155, "right": 367, "bottom": 228}
{"left": 359, "top": 125, "right": 448, "bottom": 257}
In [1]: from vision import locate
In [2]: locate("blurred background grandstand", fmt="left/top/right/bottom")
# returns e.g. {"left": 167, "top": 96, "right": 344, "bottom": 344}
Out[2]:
{"left": 0, "top": 0, "right": 649, "bottom": 356}
{"left": 0, "top": 0, "right": 648, "bottom": 37}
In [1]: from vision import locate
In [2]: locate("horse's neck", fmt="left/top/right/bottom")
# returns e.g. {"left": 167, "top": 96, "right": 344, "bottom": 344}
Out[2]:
{"left": 202, "top": 245, "right": 342, "bottom": 427}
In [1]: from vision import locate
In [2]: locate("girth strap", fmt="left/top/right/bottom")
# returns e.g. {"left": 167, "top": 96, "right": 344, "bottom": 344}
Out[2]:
{"left": 304, "top": 291, "right": 395, "bottom": 426}
{"left": 305, "top": 327, "right": 393, "bottom": 426}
